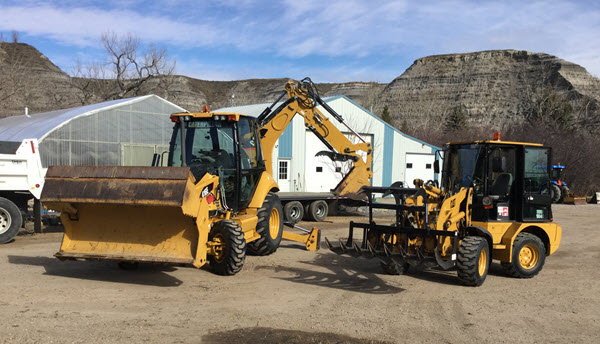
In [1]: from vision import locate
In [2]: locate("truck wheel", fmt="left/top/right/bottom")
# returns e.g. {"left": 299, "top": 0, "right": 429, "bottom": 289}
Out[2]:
{"left": 248, "top": 192, "right": 283, "bottom": 256}
{"left": 550, "top": 184, "right": 561, "bottom": 203}
{"left": 0, "top": 197, "right": 22, "bottom": 244}
{"left": 208, "top": 220, "right": 246, "bottom": 275}
{"left": 501, "top": 233, "right": 546, "bottom": 278}
{"left": 283, "top": 201, "right": 304, "bottom": 224}
{"left": 457, "top": 236, "right": 490, "bottom": 286}
{"left": 308, "top": 200, "right": 328, "bottom": 222}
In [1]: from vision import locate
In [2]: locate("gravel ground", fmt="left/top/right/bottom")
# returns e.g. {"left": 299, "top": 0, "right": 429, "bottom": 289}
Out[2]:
{"left": 0, "top": 204, "right": 598, "bottom": 343}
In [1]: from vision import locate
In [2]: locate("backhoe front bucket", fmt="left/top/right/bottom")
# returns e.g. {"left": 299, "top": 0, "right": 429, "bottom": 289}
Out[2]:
{"left": 41, "top": 166, "right": 204, "bottom": 265}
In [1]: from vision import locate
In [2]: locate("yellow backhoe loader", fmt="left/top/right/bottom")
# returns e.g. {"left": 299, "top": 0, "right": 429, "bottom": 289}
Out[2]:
{"left": 326, "top": 134, "right": 562, "bottom": 286}
{"left": 41, "top": 78, "right": 372, "bottom": 275}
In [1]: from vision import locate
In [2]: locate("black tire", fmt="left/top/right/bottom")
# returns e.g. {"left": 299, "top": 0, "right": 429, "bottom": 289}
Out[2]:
{"left": 208, "top": 220, "right": 246, "bottom": 276}
{"left": 247, "top": 192, "right": 283, "bottom": 256}
{"left": 283, "top": 201, "right": 304, "bottom": 224}
{"left": 0, "top": 197, "right": 22, "bottom": 244}
{"left": 550, "top": 184, "right": 561, "bottom": 203}
{"left": 501, "top": 232, "right": 546, "bottom": 279}
{"left": 560, "top": 186, "right": 569, "bottom": 202}
{"left": 307, "top": 200, "right": 328, "bottom": 222}
{"left": 380, "top": 261, "right": 409, "bottom": 275}
{"left": 457, "top": 236, "right": 490, "bottom": 286}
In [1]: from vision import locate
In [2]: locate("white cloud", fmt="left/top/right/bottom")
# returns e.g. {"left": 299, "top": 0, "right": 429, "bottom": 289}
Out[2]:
{"left": 0, "top": 4, "right": 219, "bottom": 47}
{"left": 0, "top": 0, "right": 598, "bottom": 80}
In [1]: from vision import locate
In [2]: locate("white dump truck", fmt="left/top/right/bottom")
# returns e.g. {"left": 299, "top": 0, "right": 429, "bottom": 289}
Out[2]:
{"left": 0, "top": 138, "right": 46, "bottom": 243}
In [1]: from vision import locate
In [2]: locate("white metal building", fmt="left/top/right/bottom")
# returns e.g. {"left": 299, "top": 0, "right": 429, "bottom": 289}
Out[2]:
{"left": 0, "top": 95, "right": 186, "bottom": 167}
{"left": 216, "top": 95, "right": 441, "bottom": 192}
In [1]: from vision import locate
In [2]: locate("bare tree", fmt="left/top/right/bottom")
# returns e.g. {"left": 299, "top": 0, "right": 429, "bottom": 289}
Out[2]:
{"left": 0, "top": 43, "right": 26, "bottom": 104}
{"left": 71, "top": 32, "right": 176, "bottom": 104}
{"left": 100, "top": 32, "right": 175, "bottom": 100}
{"left": 71, "top": 59, "right": 111, "bottom": 105}
{"left": 11, "top": 30, "right": 19, "bottom": 43}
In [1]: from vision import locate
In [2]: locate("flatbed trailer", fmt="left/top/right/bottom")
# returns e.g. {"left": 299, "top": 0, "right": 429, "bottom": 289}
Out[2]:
{"left": 278, "top": 192, "right": 365, "bottom": 223}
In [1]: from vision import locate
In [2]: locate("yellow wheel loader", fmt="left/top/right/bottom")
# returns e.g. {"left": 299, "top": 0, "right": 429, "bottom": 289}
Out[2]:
{"left": 41, "top": 78, "right": 373, "bottom": 275}
{"left": 326, "top": 134, "right": 562, "bottom": 286}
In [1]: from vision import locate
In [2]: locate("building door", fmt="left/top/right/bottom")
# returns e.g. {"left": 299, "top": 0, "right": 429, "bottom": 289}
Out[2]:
{"left": 405, "top": 153, "right": 435, "bottom": 187}
{"left": 278, "top": 159, "right": 291, "bottom": 192}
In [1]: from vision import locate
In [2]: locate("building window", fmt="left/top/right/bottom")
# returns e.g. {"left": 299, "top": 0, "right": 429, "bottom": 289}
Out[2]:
{"left": 316, "top": 166, "right": 323, "bottom": 172}
{"left": 406, "top": 163, "right": 413, "bottom": 169}
{"left": 279, "top": 160, "right": 288, "bottom": 180}
{"left": 426, "top": 163, "right": 432, "bottom": 169}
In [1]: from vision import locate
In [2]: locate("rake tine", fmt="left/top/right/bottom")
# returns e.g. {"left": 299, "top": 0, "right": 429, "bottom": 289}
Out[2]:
{"left": 339, "top": 239, "right": 349, "bottom": 253}
{"left": 366, "top": 241, "right": 378, "bottom": 259}
{"left": 352, "top": 241, "right": 363, "bottom": 255}
{"left": 324, "top": 237, "right": 334, "bottom": 251}
{"left": 383, "top": 243, "right": 393, "bottom": 257}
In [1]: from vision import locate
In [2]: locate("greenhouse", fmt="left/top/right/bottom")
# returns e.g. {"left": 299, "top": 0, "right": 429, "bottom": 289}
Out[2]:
{"left": 0, "top": 95, "right": 186, "bottom": 167}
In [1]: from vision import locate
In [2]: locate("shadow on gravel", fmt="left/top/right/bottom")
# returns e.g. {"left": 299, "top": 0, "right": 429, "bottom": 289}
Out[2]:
{"left": 202, "top": 327, "right": 392, "bottom": 344}
{"left": 259, "top": 253, "right": 405, "bottom": 294}
{"left": 7, "top": 255, "right": 183, "bottom": 287}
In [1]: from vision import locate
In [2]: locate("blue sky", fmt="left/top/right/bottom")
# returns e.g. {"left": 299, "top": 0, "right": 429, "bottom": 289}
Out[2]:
{"left": 0, "top": 0, "right": 598, "bottom": 83}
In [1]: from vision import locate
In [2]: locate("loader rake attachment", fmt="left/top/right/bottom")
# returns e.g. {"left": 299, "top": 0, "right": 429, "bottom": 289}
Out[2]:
{"left": 326, "top": 185, "right": 459, "bottom": 273}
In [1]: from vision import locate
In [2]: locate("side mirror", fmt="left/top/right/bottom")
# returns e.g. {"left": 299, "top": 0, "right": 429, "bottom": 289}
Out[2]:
{"left": 492, "top": 156, "right": 506, "bottom": 173}
{"left": 433, "top": 160, "right": 440, "bottom": 174}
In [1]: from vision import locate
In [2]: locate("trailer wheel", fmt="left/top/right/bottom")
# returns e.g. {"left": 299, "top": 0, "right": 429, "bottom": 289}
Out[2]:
{"left": 501, "top": 232, "right": 546, "bottom": 279}
{"left": 550, "top": 184, "right": 561, "bottom": 203}
{"left": 283, "top": 201, "right": 304, "bottom": 224}
{"left": 457, "top": 236, "right": 490, "bottom": 286}
{"left": 308, "top": 200, "right": 328, "bottom": 222}
{"left": 0, "top": 197, "right": 22, "bottom": 244}
{"left": 248, "top": 192, "right": 283, "bottom": 256}
{"left": 208, "top": 220, "right": 246, "bottom": 275}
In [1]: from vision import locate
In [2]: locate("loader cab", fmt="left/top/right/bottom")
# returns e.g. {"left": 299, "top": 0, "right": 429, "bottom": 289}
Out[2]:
{"left": 168, "top": 113, "right": 266, "bottom": 211}
{"left": 442, "top": 140, "right": 553, "bottom": 223}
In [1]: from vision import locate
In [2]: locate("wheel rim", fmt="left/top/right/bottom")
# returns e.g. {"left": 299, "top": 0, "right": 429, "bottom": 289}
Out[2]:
{"left": 519, "top": 244, "right": 539, "bottom": 269}
{"left": 212, "top": 233, "right": 226, "bottom": 263}
{"left": 0, "top": 208, "right": 11, "bottom": 235}
{"left": 478, "top": 249, "right": 487, "bottom": 276}
{"left": 290, "top": 206, "right": 300, "bottom": 220}
{"left": 315, "top": 204, "right": 326, "bottom": 217}
{"left": 269, "top": 208, "right": 280, "bottom": 239}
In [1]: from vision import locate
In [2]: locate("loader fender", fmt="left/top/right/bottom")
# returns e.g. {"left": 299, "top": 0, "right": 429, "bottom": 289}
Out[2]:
{"left": 465, "top": 226, "right": 493, "bottom": 253}
{"left": 247, "top": 172, "right": 279, "bottom": 209}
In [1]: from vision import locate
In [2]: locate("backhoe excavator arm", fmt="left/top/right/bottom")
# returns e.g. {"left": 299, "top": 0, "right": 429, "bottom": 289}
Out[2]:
{"left": 257, "top": 78, "right": 373, "bottom": 198}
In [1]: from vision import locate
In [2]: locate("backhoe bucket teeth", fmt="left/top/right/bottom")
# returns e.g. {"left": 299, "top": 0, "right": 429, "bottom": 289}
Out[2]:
{"left": 41, "top": 165, "right": 205, "bottom": 265}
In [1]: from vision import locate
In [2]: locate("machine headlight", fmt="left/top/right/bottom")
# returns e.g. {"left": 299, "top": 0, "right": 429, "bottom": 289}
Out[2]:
{"left": 482, "top": 196, "right": 492, "bottom": 206}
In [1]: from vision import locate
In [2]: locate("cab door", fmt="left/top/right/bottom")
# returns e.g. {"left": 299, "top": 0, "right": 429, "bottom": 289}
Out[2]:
{"left": 237, "top": 117, "right": 265, "bottom": 209}
{"left": 486, "top": 146, "right": 517, "bottom": 221}
{"left": 521, "top": 147, "right": 553, "bottom": 222}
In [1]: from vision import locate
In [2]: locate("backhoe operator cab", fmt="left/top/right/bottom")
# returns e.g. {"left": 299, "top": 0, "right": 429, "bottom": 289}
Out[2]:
{"left": 168, "top": 113, "right": 266, "bottom": 212}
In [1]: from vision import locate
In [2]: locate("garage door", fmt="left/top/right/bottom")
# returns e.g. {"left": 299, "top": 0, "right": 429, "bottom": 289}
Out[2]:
{"left": 405, "top": 153, "right": 435, "bottom": 187}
